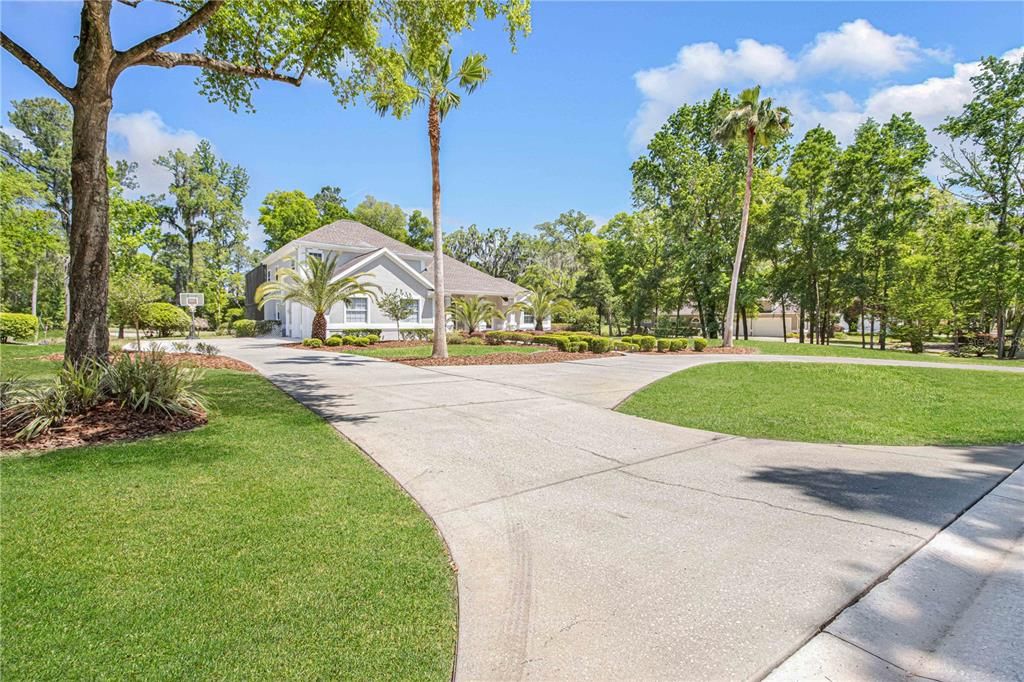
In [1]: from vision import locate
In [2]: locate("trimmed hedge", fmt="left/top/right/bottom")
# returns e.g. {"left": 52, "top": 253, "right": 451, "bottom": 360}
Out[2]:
{"left": 657, "top": 339, "right": 671, "bottom": 352}
{"left": 484, "top": 331, "right": 535, "bottom": 345}
{"left": 0, "top": 312, "right": 38, "bottom": 342}
{"left": 571, "top": 341, "right": 589, "bottom": 353}
{"left": 343, "top": 328, "right": 383, "bottom": 337}
{"left": 669, "top": 339, "right": 687, "bottom": 352}
{"left": 233, "top": 319, "right": 257, "bottom": 337}
{"left": 325, "top": 337, "right": 342, "bottom": 347}
{"left": 587, "top": 337, "right": 613, "bottom": 354}
{"left": 302, "top": 338, "right": 323, "bottom": 347}
{"left": 342, "top": 335, "right": 357, "bottom": 345}
{"left": 692, "top": 337, "right": 708, "bottom": 352}
{"left": 141, "top": 303, "right": 191, "bottom": 336}
{"left": 464, "top": 337, "right": 485, "bottom": 345}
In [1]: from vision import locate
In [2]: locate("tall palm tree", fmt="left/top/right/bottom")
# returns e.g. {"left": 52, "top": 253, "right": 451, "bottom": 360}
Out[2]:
{"left": 515, "top": 288, "right": 573, "bottom": 331}
{"left": 255, "top": 254, "right": 379, "bottom": 340}
{"left": 448, "top": 296, "right": 502, "bottom": 335}
{"left": 714, "top": 85, "right": 792, "bottom": 347}
{"left": 374, "top": 48, "right": 490, "bottom": 358}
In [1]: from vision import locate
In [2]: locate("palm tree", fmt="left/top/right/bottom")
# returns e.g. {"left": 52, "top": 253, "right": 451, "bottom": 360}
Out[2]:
{"left": 374, "top": 48, "right": 490, "bottom": 359}
{"left": 516, "top": 288, "right": 573, "bottom": 331}
{"left": 448, "top": 296, "right": 502, "bottom": 335}
{"left": 714, "top": 85, "right": 792, "bottom": 347}
{"left": 255, "top": 254, "right": 379, "bottom": 341}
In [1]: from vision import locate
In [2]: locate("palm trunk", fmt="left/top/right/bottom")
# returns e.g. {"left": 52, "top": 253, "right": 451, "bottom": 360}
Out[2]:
{"left": 428, "top": 97, "right": 448, "bottom": 358}
{"left": 65, "top": 2, "right": 114, "bottom": 365}
{"left": 722, "top": 130, "right": 755, "bottom": 348}
{"left": 312, "top": 312, "right": 327, "bottom": 340}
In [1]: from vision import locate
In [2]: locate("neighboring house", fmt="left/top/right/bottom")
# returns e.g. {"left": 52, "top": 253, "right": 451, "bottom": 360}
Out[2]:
{"left": 244, "top": 220, "right": 545, "bottom": 339}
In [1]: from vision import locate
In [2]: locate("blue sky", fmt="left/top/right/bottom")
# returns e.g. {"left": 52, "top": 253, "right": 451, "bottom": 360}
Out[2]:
{"left": 2, "top": 2, "right": 1022, "bottom": 250}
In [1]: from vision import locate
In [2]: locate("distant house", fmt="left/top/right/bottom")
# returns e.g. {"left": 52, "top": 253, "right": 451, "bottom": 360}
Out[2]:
{"left": 244, "top": 220, "right": 544, "bottom": 339}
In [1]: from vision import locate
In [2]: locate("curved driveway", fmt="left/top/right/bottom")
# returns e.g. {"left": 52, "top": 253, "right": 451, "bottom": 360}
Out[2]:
{"left": 215, "top": 338, "right": 1024, "bottom": 680}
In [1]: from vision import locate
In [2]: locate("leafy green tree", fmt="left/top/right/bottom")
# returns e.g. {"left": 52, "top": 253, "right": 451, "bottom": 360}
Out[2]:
{"left": 372, "top": 48, "right": 491, "bottom": 359}
{"left": 376, "top": 289, "right": 416, "bottom": 337}
{"left": 2, "top": 0, "right": 529, "bottom": 364}
{"left": 448, "top": 296, "right": 502, "bottom": 334}
{"left": 939, "top": 56, "right": 1024, "bottom": 358}
{"left": 352, "top": 195, "right": 409, "bottom": 242}
{"left": 155, "top": 141, "right": 248, "bottom": 291}
{"left": 312, "top": 185, "right": 351, "bottom": 223}
{"left": 108, "top": 275, "right": 162, "bottom": 348}
{"left": 406, "top": 209, "right": 434, "bottom": 250}
{"left": 255, "top": 253, "right": 379, "bottom": 340}
{"left": 259, "top": 189, "right": 321, "bottom": 251}
{"left": 713, "top": 85, "right": 792, "bottom": 347}
{"left": 444, "top": 225, "right": 536, "bottom": 280}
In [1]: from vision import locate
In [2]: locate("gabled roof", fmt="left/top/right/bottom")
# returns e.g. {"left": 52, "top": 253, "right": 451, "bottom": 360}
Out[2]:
{"left": 332, "top": 247, "right": 434, "bottom": 291}
{"left": 267, "top": 219, "right": 525, "bottom": 299}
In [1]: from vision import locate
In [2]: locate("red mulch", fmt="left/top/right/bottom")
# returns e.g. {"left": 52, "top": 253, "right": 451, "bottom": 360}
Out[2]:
{"left": 1, "top": 401, "right": 207, "bottom": 454}
{"left": 396, "top": 350, "right": 613, "bottom": 366}
{"left": 680, "top": 346, "right": 757, "bottom": 354}
{"left": 43, "top": 352, "right": 256, "bottom": 372}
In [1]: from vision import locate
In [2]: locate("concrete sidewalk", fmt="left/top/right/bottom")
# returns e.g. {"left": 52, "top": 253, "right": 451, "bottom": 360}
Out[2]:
{"left": 768, "top": 466, "right": 1023, "bottom": 681}
{"left": 214, "top": 338, "right": 1024, "bottom": 680}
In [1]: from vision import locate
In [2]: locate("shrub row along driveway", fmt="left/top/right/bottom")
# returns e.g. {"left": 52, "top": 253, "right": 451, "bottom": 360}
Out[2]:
{"left": 215, "top": 338, "right": 1024, "bottom": 680}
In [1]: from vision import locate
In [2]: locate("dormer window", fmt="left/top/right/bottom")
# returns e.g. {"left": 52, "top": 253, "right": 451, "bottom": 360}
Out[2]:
{"left": 308, "top": 251, "right": 323, "bottom": 261}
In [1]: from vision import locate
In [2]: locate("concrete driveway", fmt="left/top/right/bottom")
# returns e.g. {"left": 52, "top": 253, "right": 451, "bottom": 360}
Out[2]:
{"left": 215, "top": 338, "right": 1024, "bottom": 680}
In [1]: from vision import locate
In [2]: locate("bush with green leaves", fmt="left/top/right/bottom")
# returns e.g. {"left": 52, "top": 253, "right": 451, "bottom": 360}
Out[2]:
{"left": 302, "top": 338, "right": 323, "bottom": 347}
{"left": 446, "top": 331, "right": 466, "bottom": 345}
{"left": 669, "top": 339, "right": 687, "bottom": 352}
{"left": 692, "top": 337, "right": 708, "bottom": 352}
{"left": 324, "top": 337, "right": 342, "bottom": 347}
{"left": 194, "top": 342, "right": 220, "bottom": 356}
{"left": 254, "top": 320, "right": 281, "bottom": 335}
{"left": 614, "top": 341, "right": 640, "bottom": 352}
{"left": 171, "top": 341, "right": 192, "bottom": 353}
{"left": 571, "top": 341, "right": 589, "bottom": 353}
{"left": 566, "top": 306, "right": 600, "bottom": 334}
{"left": 532, "top": 334, "right": 561, "bottom": 346}
{"left": 215, "top": 323, "right": 231, "bottom": 335}
{"left": 102, "top": 352, "right": 206, "bottom": 417}
{"left": 464, "top": 337, "right": 485, "bottom": 346}
{"left": 140, "top": 303, "right": 191, "bottom": 337}
{"left": 350, "top": 337, "right": 371, "bottom": 347}
{"left": 400, "top": 329, "right": 432, "bottom": 341}
{"left": 365, "top": 334, "right": 380, "bottom": 344}
{"left": 588, "top": 337, "right": 613, "bottom": 354}
{"left": 657, "top": 339, "right": 671, "bottom": 352}
{"left": 342, "top": 335, "right": 357, "bottom": 345}
{"left": 225, "top": 307, "right": 244, "bottom": 324}
{"left": 0, "top": 312, "right": 39, "bottom": 343}
{"left": 343, "top": 328, "right": 383, "bottom": 338}
{"left": 232, "top": 319, "right": 257, "bottom": 337}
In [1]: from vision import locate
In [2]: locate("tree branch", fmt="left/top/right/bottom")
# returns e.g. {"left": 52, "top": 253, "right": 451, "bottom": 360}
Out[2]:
{"left": 115, "top": 0, "right": 221, "bottom": 71}
{"left": 1, "top": 32, "right": 76, "bottom": 102}
{"left": 136, "top": 51, "right": 304, "bottom": 85}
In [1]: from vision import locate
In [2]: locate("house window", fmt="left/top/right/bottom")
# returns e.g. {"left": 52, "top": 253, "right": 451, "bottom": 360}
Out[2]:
{"left": 523, "top": 312, "right": 535, "bottom": 325}
{"left": 346, "top": 297, "right": 368, "bottom": 323}
{"left": 402, "top": 299, "right": 420, "bottom": 323}
{"left": 308, "top": 251, "right": 323, "bottom": 261}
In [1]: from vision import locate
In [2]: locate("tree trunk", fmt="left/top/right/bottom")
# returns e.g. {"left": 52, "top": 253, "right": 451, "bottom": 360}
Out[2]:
{"left": 781, "top": 301, "right": 787, "bottom": 342}
{"left": 722, "top": 130, "right": 755, "bottom": 348}
{"left": 65, "top": 3, "right": 114, "bottom": 365}
{"left": 312, "top": 312, "right": 327, "bottom": 340}
{"left": 799, "top": 305, "right": 805, "bottom": 344}
{"left": 428, "top": 97, "right": 447, "bottom": 358}
{"left": 741, "top": 307, "right": 748, "bottom": 340}
{"left": 30, "top": 262, "right": 39, "bottom": 316}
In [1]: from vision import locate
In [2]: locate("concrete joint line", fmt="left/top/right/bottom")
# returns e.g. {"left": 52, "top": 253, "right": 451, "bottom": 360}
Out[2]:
{"left": 825, "top": 632, "right": 946, "bottom": 682}
{"left": 617, "top": 468, "right": 926, "bottom": 540}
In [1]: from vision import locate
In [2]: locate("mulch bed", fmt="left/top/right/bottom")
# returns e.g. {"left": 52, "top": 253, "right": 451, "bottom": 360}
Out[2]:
{"left": 396, "top": 350, "right": 611, "bottom": 366}
{"left": 1, "top": 401, "right": 207, "bottom": 454}
{"left": 43, "top": 352, "right": 256, "bottom": 372}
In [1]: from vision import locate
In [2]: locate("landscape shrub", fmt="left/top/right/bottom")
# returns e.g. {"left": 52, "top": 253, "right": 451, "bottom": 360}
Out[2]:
{"left": 215, "top": 323, "right": 231, "bottom": 336}
{"left": 225, "top": 307, "right": 244, "bottom": 323}
{"left": 446, "top": 331, "right": 466, "bottom": 345}
{"left": 669, "top": 339, "right": 687, "bottom": 352}
{"left": 365, "top": 334, "right": 380, "bottom": 344}
{"left": 692, "top": 337, "right": 708, "bottom": 352}
{"left": 325, "top": 337, "right": 342, "bottom": 347}
{"left": 344, "top": 328, "right": 383, "bottom": 338}
{"left": 588, "top": 337, "right": 613, "bottom": 353}
{"left": 465, "top": 337, "right": 485, "bottom": 345}
{"left": 101, "top": 352, "right": 205, "bottom": 417}
{"left": 254, "top": 320, "right": 280, "bottom": 335}
{"left": 140, "top": 303, "right": 191, "bottom": 337}
{"left": 657, "top": 339, "right": 671, "bottom": 352}
{"left": 571, "top": 341, "right": 589, "bottom": 353}
{"left": 302, "top": 338, "right": 323, "bottom": 347}
{"left": 194, "top": 342, "right": 220, "bottom": 356}
{"left": 637, "top": 335, "right": 657, "bottom": 352}
{"left": 232, "top": 319, "right": 257, "bottom": 337}
{"left": 566, "top": 306, "right": 600, "bottom": 334}
{"left": 171, "top": 341, "right": 192, "bottom": 352}
{"left": 350, "top": 337, "right": 371, "bottom": 347}
{"left": 342, "top": 335, "right": 357, "bottom": 345}
{"left": 553, "top": 337, "right": 572, "bottom": 352}
{"left": 485, "top": 331, "right": 505, "bottom": 345}
{"left": 4, "top": 361, "right": 105, "bottom": 440}
{"left": 533, "top": 334, "right": 561, "bottom": 346}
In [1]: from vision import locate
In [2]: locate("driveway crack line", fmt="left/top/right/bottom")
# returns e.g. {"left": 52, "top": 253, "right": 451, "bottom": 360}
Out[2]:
{"left": 823, "top": 632, "right": 946, "bottom": 682}
{"left": 617, "top": 469, "right": 926, "bottom": 540}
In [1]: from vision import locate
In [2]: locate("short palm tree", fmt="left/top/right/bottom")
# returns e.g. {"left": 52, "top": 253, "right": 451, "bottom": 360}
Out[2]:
{"left": 714, "top": 85, "right": 792, "bottom": 347}
{"left": 373, "top": 48, "right": 490, "bottom": 359}
{"left": 448, "top": 296, "right": 502, "bottom": 335}
{"left": 255, "top": 254, "right": 379, "bottom": 340}
{"left": 515, "top": 288, "right": 573, "bottom": 331}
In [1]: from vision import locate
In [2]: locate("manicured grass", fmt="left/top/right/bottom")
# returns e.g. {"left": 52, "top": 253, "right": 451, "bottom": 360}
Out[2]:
{"left": 618, "top": 362, "right": 1024, "bottom": 446}
{"left": 0, "top": 342, "right": 64, "bottom": 379}
{"left": 736, "top": 339, "right": 1019, "bottom": 365}
{"left": 347, "top": 342, "right": 543, "bottom": 359}
{"left": 1, "top": 367, "right": 456, "bottom": 679}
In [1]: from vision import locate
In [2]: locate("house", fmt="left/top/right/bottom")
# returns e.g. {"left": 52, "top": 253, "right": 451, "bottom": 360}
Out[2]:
{"left": 244, "top": 220, "right": 543, "bottom": 339}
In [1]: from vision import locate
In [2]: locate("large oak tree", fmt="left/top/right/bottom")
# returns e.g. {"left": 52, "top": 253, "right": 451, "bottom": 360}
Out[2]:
{"left": 2, "top": 0, "right": 529, "bottom": 364}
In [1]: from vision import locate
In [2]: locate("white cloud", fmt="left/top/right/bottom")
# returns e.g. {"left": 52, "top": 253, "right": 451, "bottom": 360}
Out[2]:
{"left": 108, "top": 111, "right": 202, "bottom": 196}
{"left": 628, "top": 19, "right": 953, "bottom": 152}
{"left": 802, "top": 19, "right": 940, "bottom": 78}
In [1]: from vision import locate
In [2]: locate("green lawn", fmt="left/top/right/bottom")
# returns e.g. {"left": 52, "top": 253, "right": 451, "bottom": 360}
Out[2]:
{"left": 1, "top": 342, "right": 64, "bottom": 379}
{"left": 1, "top": 345, "right": 456, "bottom": 680}
{"left": 736, "top": 339, "right": 1019, "bottom": 366}
{"left": 346, "top": 342, "right": 544, "bottom": 359}
{"left": 618, "top": 361, "right": 1024, "bottom": 446}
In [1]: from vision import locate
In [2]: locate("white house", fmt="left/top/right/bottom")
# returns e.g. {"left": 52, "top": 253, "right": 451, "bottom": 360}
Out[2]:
{"left": 244, "top": 220, "right": 545, "bottom": 339}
